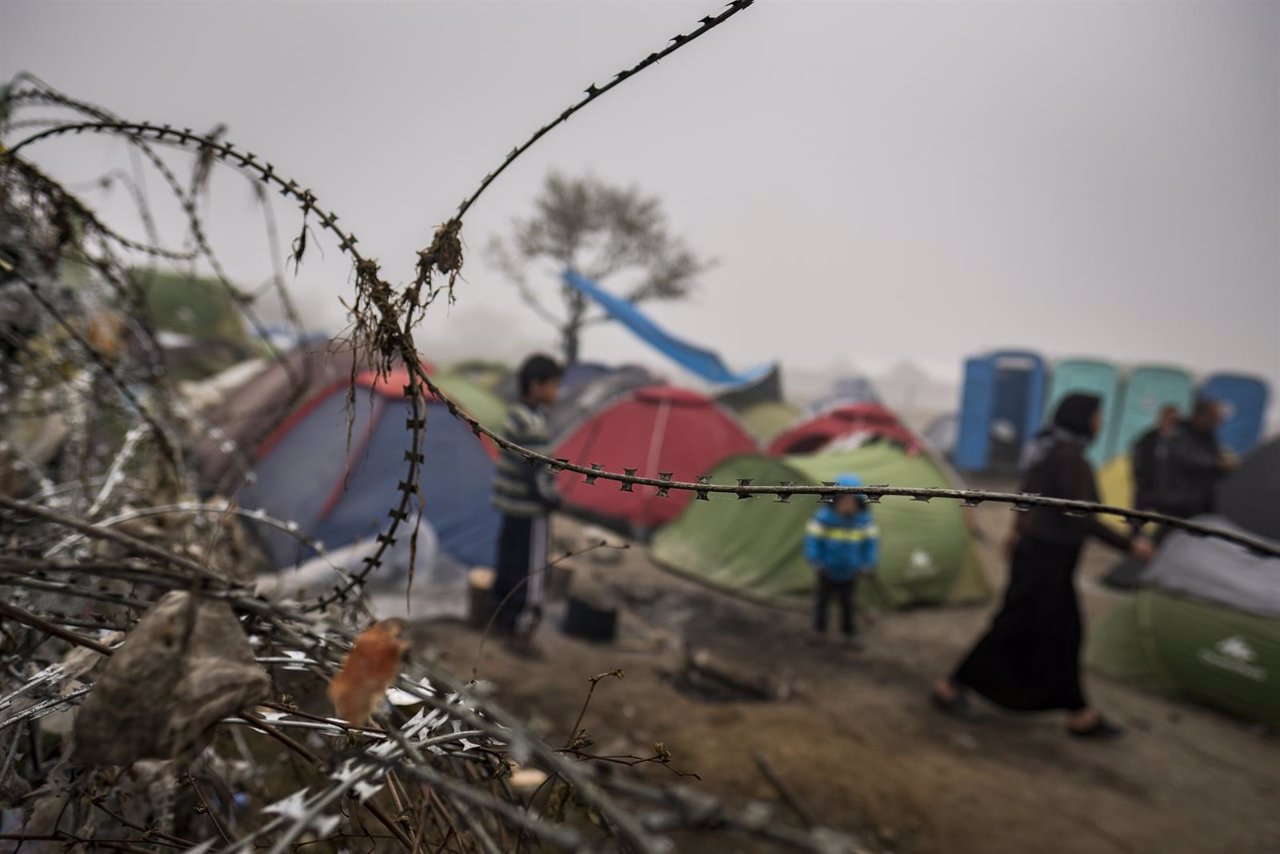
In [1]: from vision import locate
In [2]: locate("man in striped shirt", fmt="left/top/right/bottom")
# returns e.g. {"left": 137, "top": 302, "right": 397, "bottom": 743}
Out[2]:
{"left": 490, "top": 354, "right": 563, "bottom": 647}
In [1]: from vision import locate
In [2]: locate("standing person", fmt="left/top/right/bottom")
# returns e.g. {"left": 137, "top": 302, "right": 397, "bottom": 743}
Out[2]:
{"left": 1157, "top": 399, "right": 1234, "bottom": 520}
{"left": 804, "top": 474, "right": 879, "bottom": 648}
{"left": 490, "top": 354, "right": 563, "bottom": 651}
{"left": 1130, "top": 404, "right": 1180, "bottom": 532}
{"left": 931, "top": 394, "right": 1154, "bottom": 738}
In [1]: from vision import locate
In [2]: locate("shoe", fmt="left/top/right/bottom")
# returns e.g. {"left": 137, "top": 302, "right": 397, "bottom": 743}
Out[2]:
{"left": 1067, "top": 715, "right": 1124, "bottom": 739}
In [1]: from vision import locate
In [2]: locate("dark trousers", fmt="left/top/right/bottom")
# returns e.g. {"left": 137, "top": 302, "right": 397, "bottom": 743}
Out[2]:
{"left": 491, "top": 514, "right": 549, "bottom": 638}
{"left": 814, "top": 575, "right": 858, "bottom": 636}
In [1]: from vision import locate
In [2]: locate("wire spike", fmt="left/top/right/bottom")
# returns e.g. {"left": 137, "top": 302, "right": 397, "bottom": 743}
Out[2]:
{"left": 620, "top": 468, "right": 637, "bottom": 492}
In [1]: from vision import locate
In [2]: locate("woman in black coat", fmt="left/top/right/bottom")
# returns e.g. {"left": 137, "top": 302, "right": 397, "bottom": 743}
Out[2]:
{"left": 932, "top": 393, "right": 1154, "bottom": 738}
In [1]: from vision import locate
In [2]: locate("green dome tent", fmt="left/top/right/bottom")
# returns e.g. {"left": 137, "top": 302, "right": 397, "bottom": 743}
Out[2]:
{"left": 737, "top": 400, "right": 805, "bottom": 444}
{"left": 432, "top": 372, "right": 508, "bottom": 432}
{"left": 1086, "top": 517, "right": 1280, "bottom": 726}
{"left": 650, "top": 444, "right": 990, "bottom": 609}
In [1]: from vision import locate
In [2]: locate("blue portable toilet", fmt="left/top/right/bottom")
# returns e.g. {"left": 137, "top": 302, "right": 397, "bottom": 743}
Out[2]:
{"left": 1200, "top": 373, "right": 1270, "bottom": 456}
{"left": 1044, "top": 358, "right": 1123, "bottom": 467}
{"left": 954, "top": 350, "right": 1048, "bottom": 473}
{"left": 1109, "top": 365, "right": 1195, "bottom": 463}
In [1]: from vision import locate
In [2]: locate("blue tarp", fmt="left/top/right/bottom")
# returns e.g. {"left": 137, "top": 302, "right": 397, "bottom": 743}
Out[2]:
{"left": 562, "top": 270, "right": 770, "bottom": 386}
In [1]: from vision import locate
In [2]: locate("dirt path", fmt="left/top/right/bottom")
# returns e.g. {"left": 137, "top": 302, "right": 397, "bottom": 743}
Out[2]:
{"left": 413, "top": 506, "right": 1280, "bottom": 853}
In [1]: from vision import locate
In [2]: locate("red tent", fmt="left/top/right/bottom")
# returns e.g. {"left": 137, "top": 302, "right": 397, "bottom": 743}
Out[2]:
{"left": 767, "top": 403, "right": 922, "bottom": 456}
{"left": 554, "top": 386, "right": 758, "bottom": 532}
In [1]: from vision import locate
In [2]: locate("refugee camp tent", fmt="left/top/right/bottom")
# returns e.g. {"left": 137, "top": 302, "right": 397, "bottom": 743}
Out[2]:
{"left": 1109, "top": 365, "right": 1195, "bottom": 465}
{"left": 554, "top": 386, "right": 758, "bottom": 534}
{"left": 716, "top": 364, "right": 785, "bottom": 412}
{"left": 139, "top": 269, "right": 255, "bottom": 379}
{"left": 1201, "top": 373, "right": 1270, "bottom": 456}
{"left": 545, "top": 365, "right": 662, "bottom": 443}
{"left": 738, "top": 400, "right": 805, "bottom": 444}
{"left": 923, "top": 413, "right": 958, "bottom": 459}
{"left": 193, "top": 339, "right": 358, "bottom": 493}
{"left": 430, "top": 372, "right": 509, "bottom": 433}
{"left": 445, "top": 360, "right": 511, "bottom": 395}
{"left": 768, "top": 403, "right": 922, "bottom": 456}
{"left": 650, "top": 444, "right": 989, "bottom": 608}
{"left": 1045, "top": 358, "right": 1123, "bottom": 466}
{"left": 953, "top": 350, "right": 1047, "bottom": 474}
{"left": 1087, "top": 518, "right": 1280, "bottom": 727}
{"left": 807, "top": 376, "right": 881, "bottom": 415}
{"left": 238, "top": 367, "right": 500, "bottom": 570}
{"left": 1217, "top": 437, "right": 1280, "bottom": 542}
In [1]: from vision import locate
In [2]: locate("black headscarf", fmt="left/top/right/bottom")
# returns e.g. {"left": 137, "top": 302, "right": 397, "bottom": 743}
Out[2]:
{"left": 1021, "top": 393, "right": 1102, "bottom": 471}
{"left": 1051, "top": 393, "right": 1101, "bottom": 441}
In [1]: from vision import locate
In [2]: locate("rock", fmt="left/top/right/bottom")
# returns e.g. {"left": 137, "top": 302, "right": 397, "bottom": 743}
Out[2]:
{"left": 73, "top": 591, "right": 270, "bottom": 767}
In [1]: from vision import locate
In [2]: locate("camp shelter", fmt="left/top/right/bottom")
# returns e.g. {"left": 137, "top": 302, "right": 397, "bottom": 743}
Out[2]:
{"left": 1045, "top": 358, "right": 1123, "bottom": 466}
{"left": 953, "top": 350, "right": 1047, "bottom": 474}
{"left": 546, "top": 365, "right": 662, "bottom": 443}
{"left": 553, "top": 386, "right": 758, "bottom": 534}
{"left": 1109, "top": 365, "right": 1194, "bottom": 463}
{"left": 431, "top": 372, "right": 508, "bottom": 433}
{"left": 445, "top": 360, "right": 511, "bottom": 394}
{"left": 650, "top": 444, "right": 990, "bottom": 609}
{"left": 1087, "top": 518, "right": 1280, "bottom": 727}
{"left": 923, "top": 413, "right": 958, "bottom": 459}
{"left": 738, "top": 400, "right": 805, "bottom": 444}
{"left": 137, "top": 269, "right": 255, "bottom": 379}
{"left": 807, "top": 376, "right": 880, "bottom": 415}
{"left": 1217, "top": 437, "right": 1280, "bottom": 542}
{"left": 238, "top": 367, "right": 500, "bottom": 570}
{"left": 1201, "top": 373, "right": 1269, "bottom": 456}
{"left": 716, "top": 363, "right": 784, "bottom": 412}
{"left": 193, "top": 339, "right": 358, "bottom": 493}
{"left": 768, "top": 403, "right": 922, "bottom": 456}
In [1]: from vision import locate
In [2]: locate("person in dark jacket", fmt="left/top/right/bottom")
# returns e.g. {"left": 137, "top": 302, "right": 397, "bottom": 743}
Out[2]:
{"left": 804, "top": 474, "right": 879, "bottom": 646}
{"left": 932, "top": 393, "right": 1154, "bottom": 738}
{"left": 490, "top": 354, "right": 562, "bottom": 646}
{"left": 1155, "top": 399, "right": 1234, "bottom": 519}
{"left": 1130, "top": 404, "right": 1180, "bottom": 531}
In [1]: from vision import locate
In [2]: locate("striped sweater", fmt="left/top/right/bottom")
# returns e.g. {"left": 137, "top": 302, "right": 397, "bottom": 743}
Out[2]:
{"left": 492, "top": 401, "right": 560, "bottom": 517}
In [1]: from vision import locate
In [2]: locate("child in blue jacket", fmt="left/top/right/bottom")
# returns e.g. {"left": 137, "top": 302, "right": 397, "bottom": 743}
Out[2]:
{"left": 804, "top": 474, "right": 879, "bottom": 644}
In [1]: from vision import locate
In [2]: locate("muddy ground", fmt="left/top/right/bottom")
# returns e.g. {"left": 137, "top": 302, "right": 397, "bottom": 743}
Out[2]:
{"left": 410, "top": 498, "right": 1280, "bottom": 854}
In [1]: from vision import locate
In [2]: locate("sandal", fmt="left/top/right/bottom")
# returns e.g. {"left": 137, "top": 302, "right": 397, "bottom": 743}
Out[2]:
{"left": 1067, "top": 715, "right": 1124, "bottom": 740}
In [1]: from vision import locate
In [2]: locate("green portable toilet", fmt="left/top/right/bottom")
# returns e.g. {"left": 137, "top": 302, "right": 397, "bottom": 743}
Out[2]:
{"left": 649, "top": 444, "right": 990, "bottom": 609}
{"left": 1086, "top": 517, "right": 1280, "bottom": 727}
{"left": 1045, "top": 358, "right": 1123, "bottom": 467}
{"left": 1109, "top": 365, "right": 1194, "bottom": 463}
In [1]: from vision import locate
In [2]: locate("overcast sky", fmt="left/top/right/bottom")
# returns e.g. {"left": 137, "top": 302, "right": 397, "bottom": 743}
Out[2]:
{"left": 4, "top": 0, "right": 1277, "bottom": 401}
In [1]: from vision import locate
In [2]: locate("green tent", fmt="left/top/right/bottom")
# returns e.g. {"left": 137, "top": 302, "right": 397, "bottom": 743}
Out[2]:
{"left": 737, "top": 401, "right": 804, "bottom": 444}
{"left": 1086, "top": 519, "right": 1280, "bottom": 726}
{"left": 443, "top": 360, "right": 511, "bottom": 394}
{"left": 650, "top": 444, "right": 990, "bottom": 609}
{"left": 432, "top": 372, "right": 508, "bottom": 432}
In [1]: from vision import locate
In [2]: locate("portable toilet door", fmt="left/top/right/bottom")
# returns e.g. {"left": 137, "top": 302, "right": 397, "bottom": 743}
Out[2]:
{"left": 953, "top": 351, "right": 1046, "bottom": 473}
{"left": 986, "top": 351, "right": 1047, "bottom": 474}
{"left": 1201, "top": 373, "right": 1270, "bottom": 456}
{"left": 953, "top": 356, "right": 996, "bottom": 472}
{"left": 1045, "top": 358, "right": 1123, "bottom": 467}
{"left": 1109, "top": 365, "right": 1194, "bottom": 464}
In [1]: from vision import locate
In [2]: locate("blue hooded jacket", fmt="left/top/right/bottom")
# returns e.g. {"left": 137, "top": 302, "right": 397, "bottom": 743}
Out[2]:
{"left": 804, "top": 474, "right": 880, "bottom": 581}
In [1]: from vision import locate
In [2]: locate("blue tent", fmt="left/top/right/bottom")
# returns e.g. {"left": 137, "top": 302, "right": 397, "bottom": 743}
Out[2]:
{"left": 1201, "top": 373, "right": 1270, "bottom": 456}
{"left": 240, "top": 368, "right": 500, "bottom": 570}
{"left": 1045, "top": 358, "right": 1123, "bottom": 466}
{"left": 954, "top": 350, "right": 1048, "bottom": 473}
{"left": 1109, "top": 365, "right": 1195, "bottom": 461}
{"left": 808, "top": 376, "right": 881, "bottom": 416}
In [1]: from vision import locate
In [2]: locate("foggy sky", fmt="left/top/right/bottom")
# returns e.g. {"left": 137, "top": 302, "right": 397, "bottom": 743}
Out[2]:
{"left": 3, "top": 1, "right": 1277, "bottom": 401}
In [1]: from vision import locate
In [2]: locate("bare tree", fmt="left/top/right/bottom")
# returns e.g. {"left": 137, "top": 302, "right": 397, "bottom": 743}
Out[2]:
{"left": 489, "top": 172, "right": 708, "bottom": 365}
